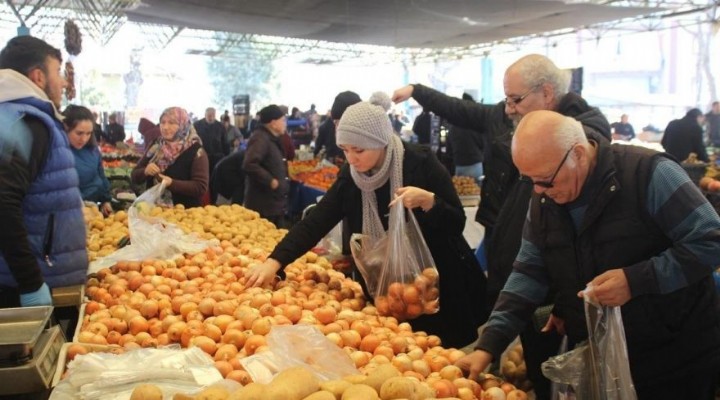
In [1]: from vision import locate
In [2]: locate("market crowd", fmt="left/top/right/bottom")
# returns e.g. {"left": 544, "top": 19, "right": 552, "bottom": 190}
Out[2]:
{"left": 0, "top": 34, "right": 719, "bottom": 400}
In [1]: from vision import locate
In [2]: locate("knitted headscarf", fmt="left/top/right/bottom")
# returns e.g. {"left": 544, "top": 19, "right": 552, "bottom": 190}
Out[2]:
{"left": 146, "top": 107, "right": 202, "bottom": 173}
{"left": 336, "top": 92, "right": 404, "bottom": 241}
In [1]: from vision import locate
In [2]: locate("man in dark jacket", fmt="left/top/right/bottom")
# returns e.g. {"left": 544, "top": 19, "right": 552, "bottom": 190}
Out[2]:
{"left": 447, "top": 93, "right": 485, "bottom": 183}
{"left": 0, "top": 35, "right": 88, "bottom": 308}
{"left": 412, "top": 108, "right": 432, "bottom": 145}
{"left": 459, "top": 110, "right": 720, "bottom": 399}
{"left": 195, "top": 107, "right": 230, "bottom": 203}
{"left": 661, "top": 108, "right": 708, "bottom": 163}
{"left": 314, "top": 91, "right": 362, "bottom": 163}
{"left": 104, "top": 112, "right": 126, "bottom": 144}
{"left": 242, "top": 105, "right": 290, "bottom": 228}
{"left": 212, "top": 150, "right": 245, "bottom": 205}
{"left": 393, "top": 53, "right": 611, "bottom": 400}
{"left": 194, "top": 107, "right": 229, "bottom": 172}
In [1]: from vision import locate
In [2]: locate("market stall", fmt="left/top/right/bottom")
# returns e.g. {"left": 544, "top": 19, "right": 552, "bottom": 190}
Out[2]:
{"left": 100, "top": 143, "right": 143, "bottom": 208}
{"left": 0, "top": 182, "right": 533, "bottom": 399}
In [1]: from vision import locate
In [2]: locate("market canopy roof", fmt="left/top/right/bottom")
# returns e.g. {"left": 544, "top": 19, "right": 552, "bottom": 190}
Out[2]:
{"left": 123, "top": 0, "right": 664, "bottom": 49}
{"left": 2, "top": 1, "right": 714, "bottom": 63}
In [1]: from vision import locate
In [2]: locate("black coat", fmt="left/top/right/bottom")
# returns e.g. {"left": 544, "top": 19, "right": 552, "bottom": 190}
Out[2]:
{"left": 313, "top": 118, "right": 343, "bottom": 160}
{"left": 194, "top": 119, "right": 229, "bottom": 169}
{"left": 212, "top": 150, "right": 245, "bottom": 204}
{"left": 661, "top": 114, "right": 709, "bottom": 162}
{"left": 270, "top": 143, "right": 488, "bottom": 348}
{"left": 242, "top": 126, "right": 290, "bottom": 218}
{"left": 410, "top": 84, "right": 611, "bottom": 311}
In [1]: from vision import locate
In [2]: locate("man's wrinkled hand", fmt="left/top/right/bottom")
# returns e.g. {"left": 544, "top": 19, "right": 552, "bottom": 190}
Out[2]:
{"left": 541, "top": 314, "right": 566, "bottom": 336}
{"left": 578, "top": 268, "right": 631, "bottom": 307}
{"left": 391, "top": 85, "right": 414, "bottom": 103}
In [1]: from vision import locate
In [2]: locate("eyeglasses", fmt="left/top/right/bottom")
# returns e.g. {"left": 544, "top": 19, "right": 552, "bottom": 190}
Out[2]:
{"left": 522, "top": 145, "right": 574, "bottom": 189}
{"left": 505, "top": 84, "right": 540, "bottom": 107}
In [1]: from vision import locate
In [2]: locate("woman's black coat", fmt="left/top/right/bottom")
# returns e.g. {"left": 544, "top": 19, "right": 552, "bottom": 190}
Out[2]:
{"left": 270, "top": 142, "right": 488, "bottom": 348}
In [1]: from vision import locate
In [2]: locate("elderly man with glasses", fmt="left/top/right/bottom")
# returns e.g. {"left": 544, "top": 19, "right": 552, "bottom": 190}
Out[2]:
{"left": 393, "top": 54, "right": 610, "bottom": 400}
{"left": 460, "top": 110, "right": 720, "bottom": 399}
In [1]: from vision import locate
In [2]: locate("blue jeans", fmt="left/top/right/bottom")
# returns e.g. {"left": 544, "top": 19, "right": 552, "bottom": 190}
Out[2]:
{"left": 455, "top": 162, "right": 484, "bottom": 186}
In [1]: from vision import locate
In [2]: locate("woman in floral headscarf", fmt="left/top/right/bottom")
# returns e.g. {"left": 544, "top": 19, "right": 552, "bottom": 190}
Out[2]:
{"left": 131, "top": 107, "right": 209, "bottom": 208}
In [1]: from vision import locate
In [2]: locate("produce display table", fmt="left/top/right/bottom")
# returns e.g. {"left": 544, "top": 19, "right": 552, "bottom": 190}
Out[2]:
{"left": 288, "top": 179, "right": 326, "bottom": 218}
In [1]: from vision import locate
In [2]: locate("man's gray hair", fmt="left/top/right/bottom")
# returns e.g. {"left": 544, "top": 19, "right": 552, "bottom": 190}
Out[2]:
{"left": 515, "top": 54, "right": 571, "bottom": 102}
{"left": 555, "top": 115, "right": 587, "bottom": 156}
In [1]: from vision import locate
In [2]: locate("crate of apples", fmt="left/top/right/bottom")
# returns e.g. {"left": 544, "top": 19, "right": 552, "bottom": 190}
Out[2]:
{"left": 374, "top": 267, "right": 440, "bottom": 321}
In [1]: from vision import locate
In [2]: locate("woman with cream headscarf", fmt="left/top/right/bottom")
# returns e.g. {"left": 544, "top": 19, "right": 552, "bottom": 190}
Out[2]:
{"left": 245, "top": 92, "right": 488, "bottom": 348}
{"left": 131, "top": 107, "right": 209, "bottom": 208}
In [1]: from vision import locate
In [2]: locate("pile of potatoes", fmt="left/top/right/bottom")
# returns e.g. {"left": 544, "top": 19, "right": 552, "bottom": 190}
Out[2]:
{"left": 85, "top": 209, "right": 130, "bottom": 260}
{"left": 452, "top": 176, "right": 481, "bottom": 196}
{"left": 85, "top": 204, "right": 288, "bottom": 261}
{"left": 133, "top": 365, "right": 466, "bottom": 400}
{"left": 500, "top": 343, "right": 532, "bottom": 392}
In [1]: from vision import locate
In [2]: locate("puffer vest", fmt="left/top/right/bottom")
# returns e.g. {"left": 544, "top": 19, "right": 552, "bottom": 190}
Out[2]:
{"left": 0, "top": 99, "right": 88, "bottom": 288}
{"left": 530, "top": 142, "right": 720, "bottom": 384}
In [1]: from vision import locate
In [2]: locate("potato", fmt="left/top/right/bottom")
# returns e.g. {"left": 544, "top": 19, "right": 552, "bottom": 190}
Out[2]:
{"left": 130, "top": 384, "right": 163, "bottom": 400}
{"left": 229, "top": 383, "right": 267, "bottom": 400}
{"left": 265, "top": 367, "right": 320, "bottom": 400}
{"left": 195, "top": 387, "right": 230, "bottom": 400}
{"left": 413, "top": 381, "right": 435, "bottom": 400}
{"left": 380, "top": 377, "right": 415, "bottom": 400}
{"left": 364, "top": 364, "right": 401, "bottom": 393}
{"left": 319, "top": 379, "right": 352, "bottom": 399}
{"left": 303, "top": 391, "right": 336, "bottom": 400}
{"left": 343, "top": 375, "right": 368, "bottom": 384}
{"left": 341, "top": 384, "right": 379, "bottom": 400}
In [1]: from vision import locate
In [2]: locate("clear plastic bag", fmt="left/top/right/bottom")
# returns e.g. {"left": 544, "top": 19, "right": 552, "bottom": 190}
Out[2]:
{"left": 542, "top": 285, "right": 637, "bottom": 400}
{"left": 353, "top": 202, "right": 439, "bottom": 321}
{"left": 349, "top": 232, "right": 387, "bottom": 298}
{"left": 239, "top": 325, "right": 358, "bottom": 384}
{"left": 88, "top": 183, "right": 218, "bottom": 273}
{"left": 50, "top": 346, "right": 223, "bottom": 400}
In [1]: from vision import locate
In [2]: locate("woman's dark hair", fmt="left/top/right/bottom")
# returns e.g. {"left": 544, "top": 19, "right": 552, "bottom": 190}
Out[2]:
{"left": 0, "top": 36, "right": 62, "bottom": 76}
{"left": 62, "top": 104, "right": 97, "bottom": 147}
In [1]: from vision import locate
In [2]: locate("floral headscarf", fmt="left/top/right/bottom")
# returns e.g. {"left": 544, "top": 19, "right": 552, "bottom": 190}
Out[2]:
{"left": 146, "top": 107, "right": 202, "bottom": 172}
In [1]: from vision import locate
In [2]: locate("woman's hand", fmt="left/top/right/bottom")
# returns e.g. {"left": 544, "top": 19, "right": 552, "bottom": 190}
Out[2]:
{"left": 158, "top": 174, "right": 173, "bottom": 188}
{"left": 389, "top": 186, "right": 435, "bottom": 212}
{"left": 100, "top": 202, "right": 113, "bottom": 217}
{"left": 454, "top": 350, "right": 493, "bottom": 382}
{"left": 144, "top": 162, "right": 160, "bottom": 177}
{"left": 245, "top": 258, "right": 282, "bottom": 288}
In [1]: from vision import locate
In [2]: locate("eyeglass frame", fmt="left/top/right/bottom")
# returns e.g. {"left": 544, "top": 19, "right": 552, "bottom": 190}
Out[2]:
{"left": 521, "top": 145, "right": 575, "bottom": 189}
{"left": 504, "top": 84, "right": 542, "bottom": 107}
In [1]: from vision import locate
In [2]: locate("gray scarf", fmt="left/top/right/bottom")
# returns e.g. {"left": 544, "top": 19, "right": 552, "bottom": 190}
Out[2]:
{"left": 350, "top": 135, "right": 405, "bottom": 241}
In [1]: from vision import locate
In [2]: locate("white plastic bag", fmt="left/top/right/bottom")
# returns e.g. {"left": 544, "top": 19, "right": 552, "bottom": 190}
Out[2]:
{"left": 240, "top": 325, "right": 358, "bottom": 384}
{"left": 542, "top": 285, "right": 637, "bottom": 400}
{"left": 88, "top": 183, "right": 218, "bottom": 272}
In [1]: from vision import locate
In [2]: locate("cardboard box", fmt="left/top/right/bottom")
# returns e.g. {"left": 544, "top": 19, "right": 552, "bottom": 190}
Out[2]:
{"left": 0, "top": 325, "right": 65, "bottom": 395}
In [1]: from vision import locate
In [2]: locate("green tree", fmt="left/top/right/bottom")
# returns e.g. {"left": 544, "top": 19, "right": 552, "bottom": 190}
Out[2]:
{"left": 206, "top": 47, "right": 278, "bottom": 114}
